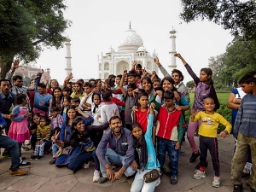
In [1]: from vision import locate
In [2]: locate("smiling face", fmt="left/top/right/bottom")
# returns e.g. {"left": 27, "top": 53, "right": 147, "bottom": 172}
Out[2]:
{"left": 142, "top": 79, "right": 152, "bottom": 92}
{"left": 172, "top": 72, "right": 181, "bottom": 85}
{"left": 109, "top": 118, "right": 122, "bottom": 134}
{"left": 162, "top": 80, "right": 173, "bottom": 91}
{"left": 67, "top": 108, "right": 76, "bottom": 119}
{"left": 50, "top": 80, "right": 58, "bottom": 89}
{"left": 74, "top": 120, "right": 85, "bottom": 133}
{"left": 54, "top": 89, "right": 62, "bottom": 98}
{"left": 203, "top": 98, "right": 215, "bottom": 112}
{"left": 33, "top": 115, "right": 40, "bottom": 125}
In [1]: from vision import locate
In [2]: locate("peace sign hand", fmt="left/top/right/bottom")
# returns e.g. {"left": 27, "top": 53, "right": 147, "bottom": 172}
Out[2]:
{"left": 51, "top": 131, "right": 60, "bottom": 143}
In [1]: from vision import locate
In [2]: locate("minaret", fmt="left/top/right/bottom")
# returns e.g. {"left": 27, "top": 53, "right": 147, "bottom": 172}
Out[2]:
{"left": 168, "top": 28, "right": 177, "bottom": 71}
{"left": 65, "top": 37, "right": 72, "bottom": 76}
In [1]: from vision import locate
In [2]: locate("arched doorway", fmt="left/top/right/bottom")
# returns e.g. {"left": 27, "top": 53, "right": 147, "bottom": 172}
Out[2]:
{"left": 116, "top": 60, "right": 129, "bottom": 75}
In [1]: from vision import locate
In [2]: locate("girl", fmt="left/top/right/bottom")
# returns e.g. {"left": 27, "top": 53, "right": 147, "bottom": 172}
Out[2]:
{"left": 31, "top": 116, "right": 52, "bottom": 159}
{"left": 130, "top": 103, "right": 161, "bottom": 192}
{"left": 98, "top": 90, "right": 119, "bottom": 124}
{"left": 175, "top": 53, "right": 219, "bottom": 163}
{"left": 49, "top": 87, "right": 63, "bottom": 112}
{"left": 29, "top": 113, "right": 40, "bottom": 150}
{"left": 8, "top": 94, "right": 31, "bottom": 166}
{"left": 61, "top": 96, "right": 71, "bottom": 123}
{"left": 141, "top": 76, "right": 155, "bottom": 102}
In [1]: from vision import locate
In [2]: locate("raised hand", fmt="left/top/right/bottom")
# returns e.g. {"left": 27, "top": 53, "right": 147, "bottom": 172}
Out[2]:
{"left": 132, "top": 60, "right": 137, "bottom": 68}
{"left": 12, "top": 59, "right": 20, "bottom": 70}
{"left": 51, "top": 131, "right": 60, "bottom": 143}
{"left": 154, "top": 56, "right": 160, "bottom": 66}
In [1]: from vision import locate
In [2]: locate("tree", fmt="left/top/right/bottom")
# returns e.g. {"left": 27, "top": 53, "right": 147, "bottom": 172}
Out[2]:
{"left": 0, "top": 0, "right": 70, "bottom": 78}
{"left": 186, "top": 80, "right": 195, "bottom": 89}
{"left": 180, "top": 0, "right": 256, "bottom": 40}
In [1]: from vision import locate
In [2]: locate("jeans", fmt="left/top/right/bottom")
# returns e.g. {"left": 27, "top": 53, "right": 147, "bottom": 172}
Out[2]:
{"left": 68, "top": 150, "right": 97, "bottom": 173}
{"left": 0, "top": 135, "right": 20, "bottom": 171}
{"left": 187, "top": 120, "right": 200, "bottom": 154}
{"left": 52, "top": 143, "right": 59, "bottom": 158}
{"left": 100, "top": 148, "right": 135, "bottom": 178}
{"left": 157, "top": 137, "right": 180, "bottom": 176}
{"left": 130, "top": 168, "right": 160, "bottom": 192}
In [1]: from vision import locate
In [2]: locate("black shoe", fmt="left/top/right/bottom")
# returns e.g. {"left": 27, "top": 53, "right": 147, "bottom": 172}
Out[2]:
{"left": 233, "top": 184, "right": 243, "bottom": 192}
{"left": 98, "top": 177, "right": 108, "bottom": 184}
{"left": 30, "top": 155, "right": 37, "bottom": 160}
{"left": 19, "top": 160, "right": 31, "bottom": 166}
{"left": 190, "top": 152, "right": 200, "bottom": 163}
{"left": 36, "top": 156, "right": 43, "bottom": 160}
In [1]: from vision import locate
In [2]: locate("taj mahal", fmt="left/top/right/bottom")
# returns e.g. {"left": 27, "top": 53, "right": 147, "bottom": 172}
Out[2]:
{"left": 65, "top": 22, "right": 178, "bottom": 79}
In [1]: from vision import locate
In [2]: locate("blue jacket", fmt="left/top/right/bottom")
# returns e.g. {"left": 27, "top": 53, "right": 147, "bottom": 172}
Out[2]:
{"left": 0, "top": 113, "right": 7, "bottom": 127}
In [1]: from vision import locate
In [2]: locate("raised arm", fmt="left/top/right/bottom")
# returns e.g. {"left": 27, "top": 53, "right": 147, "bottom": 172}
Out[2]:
{"left": 154, "top": 56, "right": 171, "bottom": 77}
{"left": 175, "top": 53, "right": 200, "bottom": 85}
{"left": 120, "top": 71, "right": 127, "bottom": 97}
{"left": 5, "top": 60, "right": 20, "bottom": 81}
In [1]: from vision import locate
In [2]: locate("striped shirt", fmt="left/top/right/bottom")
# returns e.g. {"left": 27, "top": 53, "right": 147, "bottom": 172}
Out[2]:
{"left": 233, "top": 94, "right": 256, "bottom": 138}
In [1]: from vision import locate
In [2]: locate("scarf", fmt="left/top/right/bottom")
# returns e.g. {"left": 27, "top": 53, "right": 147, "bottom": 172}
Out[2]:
{"left": 133, "top": 136, "right": 148, "bottom": 170}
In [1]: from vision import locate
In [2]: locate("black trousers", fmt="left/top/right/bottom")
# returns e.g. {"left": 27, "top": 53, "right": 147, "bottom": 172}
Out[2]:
{"left": 199, "top": 136, "right": 220, "bottom": 176}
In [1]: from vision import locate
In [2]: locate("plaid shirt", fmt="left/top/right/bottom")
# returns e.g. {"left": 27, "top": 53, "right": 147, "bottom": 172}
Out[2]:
{"left": 51, "top": 114, "right": 63, "bottom": 129}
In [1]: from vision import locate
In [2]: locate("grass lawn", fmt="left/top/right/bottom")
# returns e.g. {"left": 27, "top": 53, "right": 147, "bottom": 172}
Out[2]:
{"left": 189, "top": 92, "right": 230, "bottom": 105}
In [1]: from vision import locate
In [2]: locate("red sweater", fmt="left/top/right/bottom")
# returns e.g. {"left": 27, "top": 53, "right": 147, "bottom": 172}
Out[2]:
{"left": 156, "top": 106, "right": 182, "bottom": 141}
{"left": 135, "top": 108, "right": 148, "bottom": 133}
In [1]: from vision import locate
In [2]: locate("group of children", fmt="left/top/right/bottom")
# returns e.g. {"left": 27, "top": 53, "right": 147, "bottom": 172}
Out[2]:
{"left": 3, "top": 55, "right": 256, "bottom": 192}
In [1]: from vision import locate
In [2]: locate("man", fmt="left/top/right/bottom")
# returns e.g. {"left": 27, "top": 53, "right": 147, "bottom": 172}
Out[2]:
{"left": 0, "top": 113, "right": 28, "bottom": 176}
{"left": 80, "top": 82, "right": 93, "bottom": 115}
{"left": 96, "top": 116, "right": 135, "bottom": 184}
{"left": 33, "top": 73, "right": 52, "bottom": 116}
{"left": 89, "top": 79, "right": 97, "bottom": 87}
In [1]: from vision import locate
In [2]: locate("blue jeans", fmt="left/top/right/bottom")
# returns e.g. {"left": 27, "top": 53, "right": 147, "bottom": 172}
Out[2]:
{"left": 157, "top": 137, "right": 180, "bottom": 176}
{"left": 0, "top": 135, "right": 20, "bottom": 171}
{"left": 100, "top": 148, "right": 135, "bottom": 178}
{"left": 52, "top": 144, "right": 59, "bottom": 158}
{"left": 68, "top": 150, "right": 98, "bottom": 173}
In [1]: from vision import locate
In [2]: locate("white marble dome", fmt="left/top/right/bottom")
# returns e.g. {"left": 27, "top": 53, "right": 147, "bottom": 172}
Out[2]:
{"left": 118, "top": 26, "right": 143, "bottom": 51}
{"left": 137, "top": 46, "right": 147, "bottom": 52}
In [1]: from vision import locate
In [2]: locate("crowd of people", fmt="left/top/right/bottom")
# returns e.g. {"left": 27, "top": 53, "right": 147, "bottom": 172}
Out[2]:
{"left": 0, "top": 53, "right": 255, "bottom": 192}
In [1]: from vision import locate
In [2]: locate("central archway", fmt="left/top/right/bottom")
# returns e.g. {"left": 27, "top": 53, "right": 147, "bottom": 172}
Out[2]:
{"left": 116, "top": 60, "right": 129, "bottom": 75}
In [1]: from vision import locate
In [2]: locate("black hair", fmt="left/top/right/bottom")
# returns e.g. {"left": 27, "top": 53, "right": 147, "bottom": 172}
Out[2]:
{"left": 62, "top": 87, "right": 72, "bottom": 94}
{"left": 72, "top": 116, "right": 84, "bottom": 128}
{"left": 116, "top": 74, "right": 122, "bottom": 79}
{"left": 75, "top": 82, "right": 83, "bottom": 88}
{"left": 246, "top": 71, "right": 256, "bottom": 76}
{"left": 163, "top": 90, "right": 175, "bottom": 99}
{"left": 239, "top": 74, "right": 256, "bottom": 84}
{"left": 109, "top": 115, "right": 121, "bottom": 124}
{"left": 65, "top": 105, "right": 77, "bottom": 126}
{"left": 49, "top": 79, "right": 59, "bottom": 88}
{"left": 131, "top": 122, "right": 142, "bottom": 131}
{"left": 84, "top": 82, "right": 92, "bottom": 88}
{"left": 37, "top": 83, "right": 46, "bottom": 89}
{"left": 127, "top": 83, "right": 137, "bottom": 90}
{"left": 40, "top": 116, "right": 50, "bottom": 125}
{"left": 200, "top": 68, "right": 214, "bottom": 85}
{"left": 108, "top": 74, "right": 116, "bottom": 79}
{"left": 160, "top": 76, "right": 177, "bottom": 91}
{"left": 136, "top": 64, "right": 142, "bottom": 69}
{"left": 89, "top": 78, "right": 96, "bottom": 83}
{"left": 92, "top": 92, "right": 102, "bottom": 103}
{"left": 12, "top": 75, "right": 22, "bottom": 82}
{"left": 141, "top": 76, "right": 153, "bottom": 90}
{"left": 102, "top": 90, "right": 112, "bottom": 102}
{"left": 77, "top": 79, "right": 84, "bottom": 85}
{"left": 153, "top": 79, "right": 161, "bottom": 84}
{"left": 0, "top": 79, "right": 10, "bottom": 85}
{"left": 71, "top": 98, "right": 80, "bottom": 103}
{"left": 137, "top": 90, "right": 148, "bottom": 99}
{"left": 63, "top": 96, "right": 72, "bottom": 103}
{"left": 50, "top": 106, "right": 60, "bottom": 112}
{"left": 16, "top": 94, "right": 27, "bottom": 105}
{"left": 51, "top": 87, "right": 63, "bottom": 110}
{"left": 172, "top": 69, "right": 184, "bottom": 82}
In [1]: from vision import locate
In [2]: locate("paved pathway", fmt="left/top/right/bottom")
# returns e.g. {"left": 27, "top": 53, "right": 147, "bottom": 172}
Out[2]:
{"left": 0, "top": 135, "right": 251, "bottom": 192}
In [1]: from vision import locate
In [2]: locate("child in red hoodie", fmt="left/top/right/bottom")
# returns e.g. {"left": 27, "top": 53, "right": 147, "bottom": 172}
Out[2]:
{"left": 155, "top": 90, "right": 183, "bottom": 185}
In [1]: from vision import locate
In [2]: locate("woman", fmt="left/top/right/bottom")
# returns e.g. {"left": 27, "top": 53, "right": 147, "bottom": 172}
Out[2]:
{"left": 49, "top": 87, "right": 63, "bottom": 112}
{"left": 130, "top": 103, "right": 161, "bottom": 192}
{"left": 175, "top": 53, "right": 219, "bottom": 163}
{"left": 47, "top": 79, "right": 60, "bottom": 94}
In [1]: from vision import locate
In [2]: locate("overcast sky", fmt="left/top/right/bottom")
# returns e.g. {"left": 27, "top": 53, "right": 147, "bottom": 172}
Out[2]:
{"left": 33, "top": 0, "right": 233, "bottom": 84}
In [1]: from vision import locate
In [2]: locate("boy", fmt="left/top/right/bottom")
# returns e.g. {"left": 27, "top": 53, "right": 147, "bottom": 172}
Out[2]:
{"left": 191, "top": 97, "right": 231, "bottom": 187}
{"left": 231, "top": 74, "right": 256, "bottom": 192}
{"left": 155, "top": 90, "right": 183, "bottom": 185}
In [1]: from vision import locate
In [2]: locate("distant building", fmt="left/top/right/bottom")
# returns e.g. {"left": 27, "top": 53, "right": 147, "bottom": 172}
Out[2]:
{"left": 98, "top": 22, "right": 158, "bottom": 79}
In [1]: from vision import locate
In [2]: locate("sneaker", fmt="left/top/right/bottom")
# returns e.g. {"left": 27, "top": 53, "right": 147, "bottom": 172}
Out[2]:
{"left": 20, "top": 160, "right": 31, "bottom": 166}
{"left": 212, "top": 176, "right": 220, "bottom": 188}
{"left": 49, "top": 158, "right": 56, "bottom": 164}
{"left": 193, "top": 170, "right": 206, "bottom": 179}
{"left": 170, "top": 175, "right": 178, "bottom": 185}
{"left": 98, "top": 177, "right": 108, "bottom": 184}
{"left": 93, "top": 170, "right": 100, "bottom": 182}
{"left": 83, "top": 161, "right": 90, "bottom": 169}
{"left": 10, "top": 169, "right": 28, "bottom": 176}
{"left": 190, "top": 152, "right": 200, "bottom": 163}
{"left": 233, "top": 184, "right": 243, "bottom": 192}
